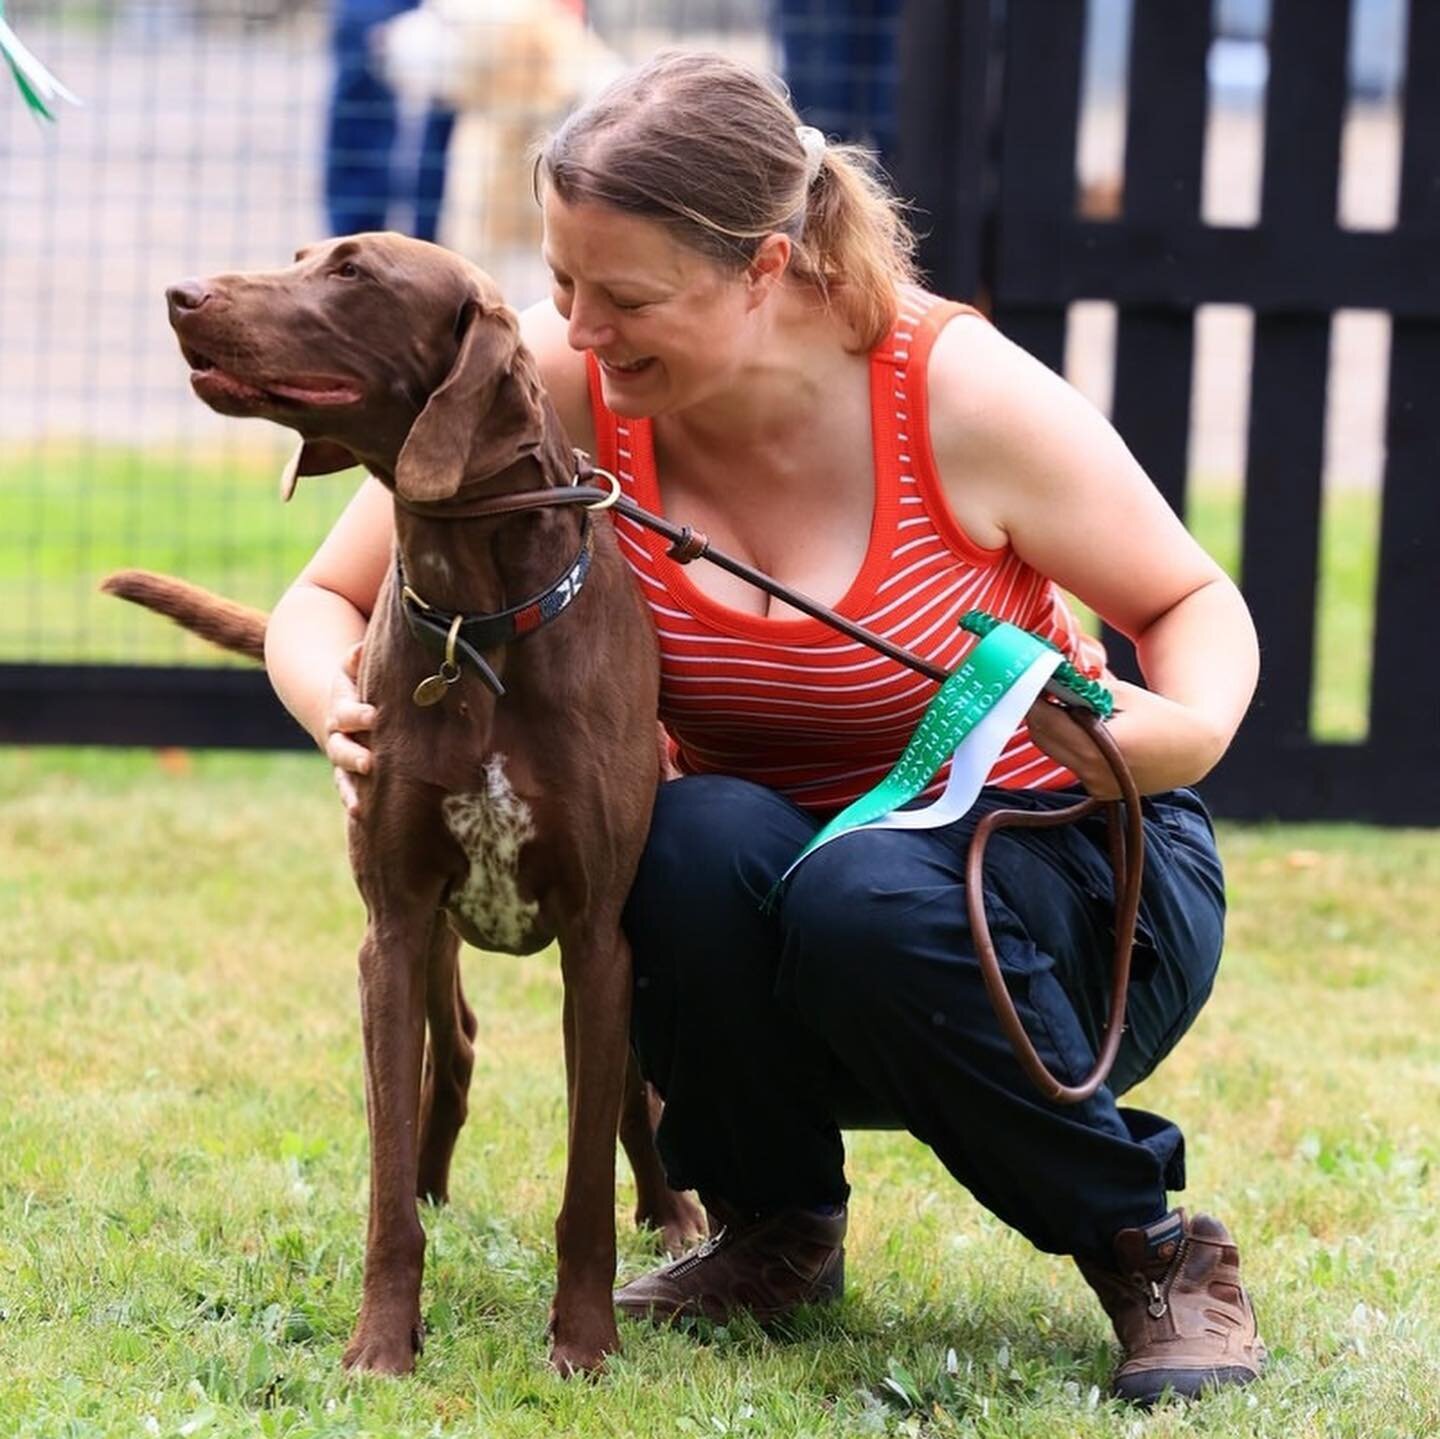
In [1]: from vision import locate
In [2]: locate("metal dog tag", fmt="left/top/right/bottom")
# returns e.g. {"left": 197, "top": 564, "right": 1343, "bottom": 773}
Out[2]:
{"left": 413, "top": 673, "right": 452, "bottom": 706}
{"left": 413, "top": 616, "right": 464, "bottom": 707}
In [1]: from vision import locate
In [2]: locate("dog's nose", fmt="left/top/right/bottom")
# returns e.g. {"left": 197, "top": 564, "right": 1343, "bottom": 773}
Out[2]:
{"left": 166, "top": 279, "right": 212, "bottom": 319}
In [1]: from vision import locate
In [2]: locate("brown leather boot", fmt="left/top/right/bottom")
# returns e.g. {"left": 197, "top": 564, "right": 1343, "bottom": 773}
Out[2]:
{"left": 615, "top": 1205, "right": 846, "bottom": 1325}
{"left": 1075, "top": 1210, "right": 1265, "bottom": 1406}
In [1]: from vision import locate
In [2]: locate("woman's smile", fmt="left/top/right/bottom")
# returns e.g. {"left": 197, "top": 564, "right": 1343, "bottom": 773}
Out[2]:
{"left": 598, "top": 355, "right": 657, "bottom": 377}
{"left": 540, "top": 192, "right": 763, "bottom": 419}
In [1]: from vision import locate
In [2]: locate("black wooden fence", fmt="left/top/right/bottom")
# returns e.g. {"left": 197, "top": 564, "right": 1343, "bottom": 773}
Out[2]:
{"left": 5, "top": 0, "right": 1438, "bottom": 823}
{"left": 899, "top": 0, "right": 1438, "bottom": 823}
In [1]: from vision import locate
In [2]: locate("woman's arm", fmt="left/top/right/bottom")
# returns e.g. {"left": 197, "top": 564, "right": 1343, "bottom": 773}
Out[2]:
{"left": 927, "top": 317, "right": 1259, "bottom": 796}
{"left": 264, "top": 475, "right": 395, "bottom": 809}
{"left": 519, "top": 293, "right": 595, "bottom": 453}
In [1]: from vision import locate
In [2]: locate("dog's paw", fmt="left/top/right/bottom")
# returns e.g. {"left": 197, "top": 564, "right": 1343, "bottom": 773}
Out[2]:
{"left": 547, "top": 1306, "right": 620, "bottom": 1377}
{"left": 341, "top": 1318, "right": 424, "bottom": 1375}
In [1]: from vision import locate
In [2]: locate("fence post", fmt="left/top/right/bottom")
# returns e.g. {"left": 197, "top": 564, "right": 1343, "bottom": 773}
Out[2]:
{"left": 894, "top": 0, "right": 996, "bottom": 304}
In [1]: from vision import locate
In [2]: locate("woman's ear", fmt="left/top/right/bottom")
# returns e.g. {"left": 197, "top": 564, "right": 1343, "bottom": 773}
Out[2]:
{"left": 745, "top": 233, "right": 793, "bottom": 308}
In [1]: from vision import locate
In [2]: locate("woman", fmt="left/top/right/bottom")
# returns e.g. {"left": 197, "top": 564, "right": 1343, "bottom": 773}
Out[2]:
{"left": 265, "top": 52, "right": 1264, "bottom": 1404}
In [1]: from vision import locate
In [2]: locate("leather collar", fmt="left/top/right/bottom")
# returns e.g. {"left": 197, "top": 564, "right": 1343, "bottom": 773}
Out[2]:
{"left": 396, "top": 514, "right": 595, "bottom": 700}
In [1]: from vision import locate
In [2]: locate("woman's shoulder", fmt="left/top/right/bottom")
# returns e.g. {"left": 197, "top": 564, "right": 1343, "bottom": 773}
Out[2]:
{"left": 518, "top": 297, "right": 595, "bottom": 453}
{"left": 924, "top": 303, "right": 1094, "bottom": 473}
{"left": 920, "top": 299, "right": 1152, "bottom": 554}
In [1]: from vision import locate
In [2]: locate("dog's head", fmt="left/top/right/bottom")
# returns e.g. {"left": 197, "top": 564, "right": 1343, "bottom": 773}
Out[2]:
{"left": 165, "top": 232, "right": 546, "bottom": 504}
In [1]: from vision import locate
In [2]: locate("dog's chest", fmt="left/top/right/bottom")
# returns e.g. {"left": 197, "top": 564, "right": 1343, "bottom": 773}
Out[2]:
{"left": 442, "top": 755, "right": 542, "bottom": 952}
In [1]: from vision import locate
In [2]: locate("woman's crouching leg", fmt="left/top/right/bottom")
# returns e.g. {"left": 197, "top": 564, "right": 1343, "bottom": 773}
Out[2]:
{"left": 621, "top": 775, "right": 850, "bottom": 1215}
{"left": 776, "top": 818, "right": 1187, "bottom": 1259}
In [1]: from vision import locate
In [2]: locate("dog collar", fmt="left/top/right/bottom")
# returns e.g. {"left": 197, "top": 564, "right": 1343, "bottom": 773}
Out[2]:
{"left": 397, "top": 515, "right": 596, "bottom": 705}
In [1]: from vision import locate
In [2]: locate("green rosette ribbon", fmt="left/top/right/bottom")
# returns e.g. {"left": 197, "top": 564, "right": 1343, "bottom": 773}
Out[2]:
{"left": 765, "top": 613, "right": 1113, "bottom": 906}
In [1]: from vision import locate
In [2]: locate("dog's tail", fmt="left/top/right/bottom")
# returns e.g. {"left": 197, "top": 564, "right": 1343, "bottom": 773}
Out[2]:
{"left": 100, "top": 569, "right": 268, "bottom": 663}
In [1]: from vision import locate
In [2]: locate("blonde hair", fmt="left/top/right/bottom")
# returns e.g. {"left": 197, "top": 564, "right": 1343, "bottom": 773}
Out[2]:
{"left": 535, "top": 51, "right": 919, "bottom": 352}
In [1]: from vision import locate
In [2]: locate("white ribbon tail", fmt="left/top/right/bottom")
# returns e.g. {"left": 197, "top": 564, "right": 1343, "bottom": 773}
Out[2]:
{"left": 1, "top": 18, "right": 82, "bottom": 110}
{"left": 866, "top": 649, "right": 1062, "bottom": 831}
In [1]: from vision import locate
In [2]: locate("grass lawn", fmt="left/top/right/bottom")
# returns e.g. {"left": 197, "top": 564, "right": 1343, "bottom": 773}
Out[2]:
{"left": 0, "top": 444, "right": 354, "bottom": 669}
{"left": 1, "top": 748, "right": 1437, "bottom": 1438}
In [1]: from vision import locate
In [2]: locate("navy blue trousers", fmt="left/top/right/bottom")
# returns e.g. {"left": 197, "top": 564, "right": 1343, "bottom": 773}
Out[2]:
{"left": 325, "top": 0, "right": 455, "bottom": 243}
{"left": 622, "top": 776, "right": 1226, "bottom": 1261}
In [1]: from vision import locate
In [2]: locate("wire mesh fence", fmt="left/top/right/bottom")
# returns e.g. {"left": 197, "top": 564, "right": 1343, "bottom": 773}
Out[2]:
{"left": 1, "top": 0, "right": 1419, "bottom": 803}
{"left": 3, "top": 0, "right": 882, "bottom": 668}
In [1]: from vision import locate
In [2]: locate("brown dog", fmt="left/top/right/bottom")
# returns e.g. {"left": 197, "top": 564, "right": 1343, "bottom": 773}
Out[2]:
{"left": 106, "top": 233, "right": 705, "bottom": 1375}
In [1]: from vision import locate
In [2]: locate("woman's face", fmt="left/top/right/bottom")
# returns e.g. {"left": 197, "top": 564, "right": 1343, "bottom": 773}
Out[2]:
{"left": 541, "top": 190, "right": 760, "bottom": 420}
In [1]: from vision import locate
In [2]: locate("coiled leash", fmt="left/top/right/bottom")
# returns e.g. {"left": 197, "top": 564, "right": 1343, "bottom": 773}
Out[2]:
{"left": 438, "top": 456, "right": 1146, "bottom": 1105}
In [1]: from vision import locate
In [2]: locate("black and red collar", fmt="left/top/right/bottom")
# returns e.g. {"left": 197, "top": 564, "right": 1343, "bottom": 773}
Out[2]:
{"left": 396, "top": 514, "right": 595, "bottom": 699}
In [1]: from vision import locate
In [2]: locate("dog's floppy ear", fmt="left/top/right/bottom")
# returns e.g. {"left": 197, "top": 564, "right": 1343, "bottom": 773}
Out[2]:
{"left": 394, "top": 299, "right": 544, "bottom": 504}
{"left": 279, "top": 438, "right": 360, "bottom": 502}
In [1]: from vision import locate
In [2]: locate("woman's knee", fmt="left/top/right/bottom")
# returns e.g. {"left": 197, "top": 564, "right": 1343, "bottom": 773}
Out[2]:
{"left": 628, "top": 775, "right": 809, "bottom": 917}
{"left": 624, "top": 774, "right": 817, "bottom": 1006}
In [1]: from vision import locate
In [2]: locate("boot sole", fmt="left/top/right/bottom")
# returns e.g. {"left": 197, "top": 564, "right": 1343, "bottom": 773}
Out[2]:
{"left": 1115, "top": 1363, "right": 1261, "bottom": 1407}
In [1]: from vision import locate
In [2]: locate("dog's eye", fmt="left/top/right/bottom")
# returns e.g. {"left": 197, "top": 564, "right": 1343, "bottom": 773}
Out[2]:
{"left": 334, "top": 261, "right": 362, "bottom": 280}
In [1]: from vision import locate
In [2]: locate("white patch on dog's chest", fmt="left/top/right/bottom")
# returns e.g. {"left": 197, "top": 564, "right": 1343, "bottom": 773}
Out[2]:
{"left": 442, "top": 755, "right": 539, "bottom": 951}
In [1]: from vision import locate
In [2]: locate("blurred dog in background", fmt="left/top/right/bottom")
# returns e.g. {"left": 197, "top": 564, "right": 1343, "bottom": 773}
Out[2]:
{"left": 373, "top": 0, "right": 625, "bottom": 265}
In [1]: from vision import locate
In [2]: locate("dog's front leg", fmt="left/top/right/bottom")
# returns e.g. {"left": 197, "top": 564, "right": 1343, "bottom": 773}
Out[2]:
{"left": 548, "top": 920, "right": 631, "bottom": 1375}
{"left": 343, "top": 902, "right": 439, "bottom": 1376}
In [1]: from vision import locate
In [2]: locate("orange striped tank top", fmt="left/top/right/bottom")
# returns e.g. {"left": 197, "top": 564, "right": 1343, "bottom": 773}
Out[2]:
{"left": 587, "top": 288, "right": 1108, "bottom": 813}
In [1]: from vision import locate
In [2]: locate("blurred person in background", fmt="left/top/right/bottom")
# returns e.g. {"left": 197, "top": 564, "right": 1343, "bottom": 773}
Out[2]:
{"left": 325, "top": 0, "right": 457, "bottom": 242}
{"left": 773, "top": 0, "right": 902, "bottom": 166}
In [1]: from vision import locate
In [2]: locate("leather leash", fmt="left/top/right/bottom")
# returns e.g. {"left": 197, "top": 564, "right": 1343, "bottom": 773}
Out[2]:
{"left": 448, "top": 460, "right": 1146, "bottom": 1104}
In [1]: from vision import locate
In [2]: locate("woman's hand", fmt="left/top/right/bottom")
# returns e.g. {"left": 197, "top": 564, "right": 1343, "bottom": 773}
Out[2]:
{"left": 324, "top": 640, "right": 377, "bottom": 815}
{"left": 1025, "top": 679, "right": 1229, "bottom": 799}
{"left": 1024, "top": 695, "right": 1118, "bottom": 798}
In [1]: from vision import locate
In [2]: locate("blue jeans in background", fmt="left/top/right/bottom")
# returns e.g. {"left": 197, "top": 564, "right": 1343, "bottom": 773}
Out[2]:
{"left": 774, "top": 0, "right": 904, "bottom": 163}
{"left": 325, "top": 0, "right": 456, "bottom": 242}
